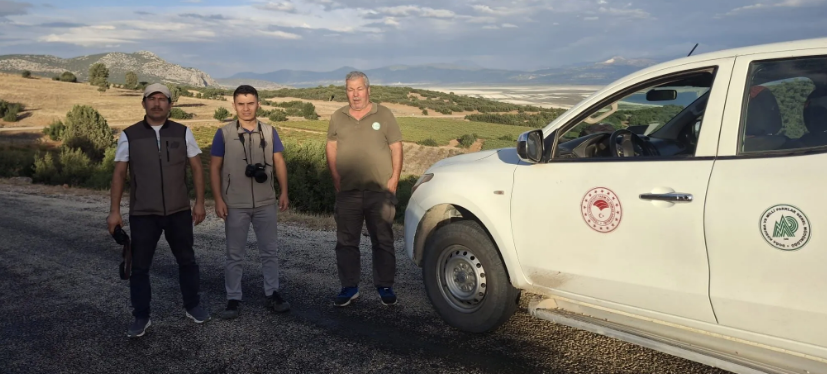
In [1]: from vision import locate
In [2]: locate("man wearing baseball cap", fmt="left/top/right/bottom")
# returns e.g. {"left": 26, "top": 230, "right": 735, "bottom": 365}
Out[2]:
{"left": 108, "top": 82, "right": 210, "bottom": 338}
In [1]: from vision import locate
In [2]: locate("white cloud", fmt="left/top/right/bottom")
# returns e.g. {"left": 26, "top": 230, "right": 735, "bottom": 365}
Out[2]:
{"left": 502, "top": 23, "right": 518, "bottom": 28}
{"left": 256, "top": 1, "right": 296, "bottom": 12}
{"left": 182, "top": 0, "right": 203, "bottom": 3}
{"left": 598, "top": 6, "right": 651, "bottom": 18}
{"left": 584, "top": 16, "right": 599, "bottom": 21}
{"left": 258, "top": 30, "right": 302, "bottom": 39}
{"left": 482, "top": 25, "right": 499, "bottom": 29}
{"left": 376, "top": 5, "right": 455, "bottom": 18}
{"left": 721, "top": 0, "right": 826, "bottom": 16}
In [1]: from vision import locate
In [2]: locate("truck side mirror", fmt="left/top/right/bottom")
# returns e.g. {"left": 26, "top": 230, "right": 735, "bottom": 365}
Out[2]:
{"left": 517, "top": 129, "right": 544, "bottom": 163}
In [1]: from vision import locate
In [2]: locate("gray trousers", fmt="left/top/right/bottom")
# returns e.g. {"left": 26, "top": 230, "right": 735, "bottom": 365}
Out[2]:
{"left": 225, "top": 203, "right": 280, "bottom": 301}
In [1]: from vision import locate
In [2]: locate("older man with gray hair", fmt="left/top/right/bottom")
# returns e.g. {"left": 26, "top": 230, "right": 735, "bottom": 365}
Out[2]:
{"left": 325, "top": 71, "right": 403, "bottom": 307}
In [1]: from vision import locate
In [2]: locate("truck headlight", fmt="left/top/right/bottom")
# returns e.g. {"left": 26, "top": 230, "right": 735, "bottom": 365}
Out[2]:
{"left": 411, "top": 173, "right": 433, "bottom": 195}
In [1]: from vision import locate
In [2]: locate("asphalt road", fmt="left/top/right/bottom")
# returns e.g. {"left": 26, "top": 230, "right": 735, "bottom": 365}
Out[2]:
{"left": 0, "top": 181, "right": 730, "bottom": 374}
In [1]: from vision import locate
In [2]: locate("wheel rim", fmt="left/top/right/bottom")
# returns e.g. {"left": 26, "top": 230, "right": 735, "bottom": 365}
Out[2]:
{"left": 436, "top": 245, "right": 487, "bottom": 313}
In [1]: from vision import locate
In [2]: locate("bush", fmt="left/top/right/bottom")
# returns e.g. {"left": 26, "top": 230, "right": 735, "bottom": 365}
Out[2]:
{"left": 0, "top": 100, "right": 23, "bottom": 122}
{"left": 62, "top": 105, "right": 113, "bottom": 161}
{"left": 43, "top": 119, "right": 67, "bottom": 141}
{"left": 169, "top": 108, "right": 194, "bottom": 120}
{"left": 32, "top": 151, "right": 59, "bottom": 184}
{"left": 268, "top": 110, "right": 288, "bottom": 122}
{"left": 58, "top": 147, "right": 93, "bottom": 186}
{"left": 22, "top": 70, "right": 31, "bottom": 78}
{"left": 214, "top": 107, "right": 230, "bottom": 121}
{"left": 59, "top": 71, "right": 77, "bottom": 83}
{"left": 422, "top": 109, "right": 428, "bottom": 115}
{"left": 458, "top": 133, "right": 477, "bottom": 148}
{"left": 0, "top": 147, "right": 37, "bottom": 178}
{"left": 29, "top": 145, "right": 114, "bottom": 189}
{"left": 2, "top": 108, "right": 18, "bottom": 122}
{"left": 417, "top": 138, "right": 438, "bottom": 147}
{"left": 83, "top": 146, "right": 117, "bottom": 189}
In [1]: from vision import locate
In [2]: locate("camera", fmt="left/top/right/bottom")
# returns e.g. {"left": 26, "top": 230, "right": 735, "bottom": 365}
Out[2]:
{"left": 112, "top": 225, "right": 130, "bottom": 245}
{"left": 245, "top": 163, "right": 268, "bottom": 183}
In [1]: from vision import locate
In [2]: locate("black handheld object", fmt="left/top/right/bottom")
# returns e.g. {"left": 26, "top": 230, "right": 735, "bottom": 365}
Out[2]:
{"left": 112, "top": 225, "right": 132, "bottom": 280}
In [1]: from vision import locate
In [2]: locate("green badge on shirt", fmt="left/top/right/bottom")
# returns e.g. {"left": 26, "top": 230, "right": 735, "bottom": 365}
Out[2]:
{"left": 372, "top": 122, "right": 381, "bottom": 130}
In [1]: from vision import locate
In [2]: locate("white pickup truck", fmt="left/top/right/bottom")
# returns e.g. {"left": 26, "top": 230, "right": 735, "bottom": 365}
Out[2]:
{"left": 403, "top": 37, "right": 827, "bottom": 374}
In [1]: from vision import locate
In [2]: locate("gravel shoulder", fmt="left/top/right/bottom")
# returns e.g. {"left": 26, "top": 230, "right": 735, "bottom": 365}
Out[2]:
{"left": 0, "top": 179, "right": 729, "bottom": 374}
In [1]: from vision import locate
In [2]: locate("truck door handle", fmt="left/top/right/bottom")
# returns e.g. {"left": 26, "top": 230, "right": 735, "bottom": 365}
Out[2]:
{"left": 639, "top": 192, "right": 693, "bottom": 202}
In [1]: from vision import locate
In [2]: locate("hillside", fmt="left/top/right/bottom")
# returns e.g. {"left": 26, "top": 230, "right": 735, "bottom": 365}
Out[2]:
{"left": 228, "top": 56, "right": 660, "bottom": 87}
{"left": 214, "top": 78, "right": 292, "bottom": 90}
{"left": 0, "top": 51, "right": 218, "bottom": 87}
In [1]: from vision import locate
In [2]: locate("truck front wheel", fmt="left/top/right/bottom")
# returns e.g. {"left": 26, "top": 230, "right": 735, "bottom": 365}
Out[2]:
{"left": 422, "top": 220, "right": 520, "bottom": 333}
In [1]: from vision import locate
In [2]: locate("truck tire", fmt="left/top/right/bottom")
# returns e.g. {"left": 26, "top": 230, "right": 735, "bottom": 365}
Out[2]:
{"left": 422, "top": 219, "right": 520, "bottom": 333}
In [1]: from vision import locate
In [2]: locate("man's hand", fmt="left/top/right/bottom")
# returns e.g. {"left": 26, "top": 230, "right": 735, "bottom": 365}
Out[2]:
{"left": 215, "top": 199, "right": 228, "bottom": 220}
{"left": 333, "top": 174, "right": 341, "bottom": 192}
{"left": 193, "top": 201, "right": 206, "bottom": 225}
{"left": 107, "top": 211, "right": 123, "bottom": 235}
{"left": 387, "top": 176, "right": 399, "bottom": 194}
{"left": 278, "top": 192, "right": 289, "bottom": 212}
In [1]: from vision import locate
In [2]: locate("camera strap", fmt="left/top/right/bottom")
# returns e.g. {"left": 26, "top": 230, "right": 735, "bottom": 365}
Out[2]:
{"left": 237, "top": 121, "right": 269, "bottom": 166}
{"left": 118, "top": 238, "right": 132, "bottom": 280}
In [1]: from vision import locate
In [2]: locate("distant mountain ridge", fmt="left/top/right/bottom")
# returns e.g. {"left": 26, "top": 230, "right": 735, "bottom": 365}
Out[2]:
{"left": 0, "top": 51, "right": 218, "bottom": 87}
{"left": 227, "top": 56, "right": 662, "bottom": 87}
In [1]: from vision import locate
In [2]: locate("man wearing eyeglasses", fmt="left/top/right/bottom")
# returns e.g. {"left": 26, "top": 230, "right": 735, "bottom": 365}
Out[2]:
{"left": 210, "top": 85, "right": 290, "bottom": 319}
{"left": 108, "top": 83, "right": 210, "bottom": 338}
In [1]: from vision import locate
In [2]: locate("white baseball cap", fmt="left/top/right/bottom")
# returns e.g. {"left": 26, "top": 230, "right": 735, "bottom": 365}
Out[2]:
{"left": 143, "top": 83, "right": 171, "bottom": 99}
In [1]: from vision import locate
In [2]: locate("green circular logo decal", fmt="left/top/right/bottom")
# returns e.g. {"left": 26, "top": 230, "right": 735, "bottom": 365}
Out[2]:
{"left": 760, "top": 204, "right": 810, "bottom": 251}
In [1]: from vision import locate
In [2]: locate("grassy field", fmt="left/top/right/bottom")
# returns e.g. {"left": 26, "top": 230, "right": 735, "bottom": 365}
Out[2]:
{"left": 274, "top": 118, "right": 527, "bottom": 146}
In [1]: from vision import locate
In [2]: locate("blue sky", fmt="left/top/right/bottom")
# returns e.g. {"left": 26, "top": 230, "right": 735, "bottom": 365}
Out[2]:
{"left": 0, "top": 0, "right": 825, "bottom": 78}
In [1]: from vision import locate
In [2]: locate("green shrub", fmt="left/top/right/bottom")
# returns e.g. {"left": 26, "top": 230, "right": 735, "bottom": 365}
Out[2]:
{"left": 458, "top": 133, "right": 477, "bottom": 148}
{"left": 57, "top": 147, "right": 93, "bottom": 186}
{"left": 59, "top": 71, "right": 77, "bottom": 83}
{"left": 62, "top": 105, "right": 113, "bottom": 161}
{"left": 169, "top": 108, "right": 194, "bottom": 120}
{"left": 0, "top": 100, "right": 24, "bottom": 122}
{"left": 417, "top": 138, "right": 438, "bottom": 147}
{"left": 3, "top": 108, "right": 18, "bottom": 122}
{"left": 214, "top": 107, "right": 230, "bottom": 121}
{"left": 21, "top": 70, "right": 31, "bottom": 78}
{"left": 84, "top": 146, "right": 117, "bottom": 189}
{"left": 0, "top": 147, "right": 37, "bottom": 177}
{"left": 43, "top": 119, "right": 67, "bottom": 141}
{"left": 268, "top": 110, "right": 288, "bottom": 122}
{"left": 32, "top": 151, "right": 59, "bottom": 184}
{"left": 422, "top": 109, "right": 428, "bottom": 115}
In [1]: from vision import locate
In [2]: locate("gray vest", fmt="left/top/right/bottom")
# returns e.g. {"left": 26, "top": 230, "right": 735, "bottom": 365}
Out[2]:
{"left": 123, "top": 119, "right": 191, "bottom": 216}
{"left": 219, "top": 120, "right": 277, "bottom": 209}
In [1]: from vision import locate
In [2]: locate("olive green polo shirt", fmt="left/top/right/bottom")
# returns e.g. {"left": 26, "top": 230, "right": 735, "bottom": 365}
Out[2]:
{"left": 327, "top": 103, "right": 403, "bottom": 192}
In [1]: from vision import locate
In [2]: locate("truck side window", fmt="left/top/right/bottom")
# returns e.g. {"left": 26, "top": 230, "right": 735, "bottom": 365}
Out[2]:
{"left": 740, "top": 55, "right": 827, "bottom": 153}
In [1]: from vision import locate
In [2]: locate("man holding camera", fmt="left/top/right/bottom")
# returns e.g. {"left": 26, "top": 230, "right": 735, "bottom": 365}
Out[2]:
{"left": 210, "top": 85, "right": 290, "bottom": 319}
{"left": 108, "top": 83, "right": 210, "bottom": 338}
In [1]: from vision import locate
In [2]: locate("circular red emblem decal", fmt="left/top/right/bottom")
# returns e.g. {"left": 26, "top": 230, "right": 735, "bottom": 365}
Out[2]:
{"left": 581, "top": 187, "right": 622, "bottom": 233}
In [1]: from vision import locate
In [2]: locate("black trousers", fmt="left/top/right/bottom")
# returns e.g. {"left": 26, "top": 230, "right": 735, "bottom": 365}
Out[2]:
{"left": 128, "top": 209, "right": 200, "bottom": 318}
{"left": 334, "top": 190, "right": 398, "bottom": 288}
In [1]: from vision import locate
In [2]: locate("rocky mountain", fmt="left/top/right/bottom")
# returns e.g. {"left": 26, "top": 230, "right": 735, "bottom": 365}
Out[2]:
{"left": 0, "top": 51, "right": 219, "bottom": 87}
{"left": 227, "top": 56, "right": 661, "bottom": 87}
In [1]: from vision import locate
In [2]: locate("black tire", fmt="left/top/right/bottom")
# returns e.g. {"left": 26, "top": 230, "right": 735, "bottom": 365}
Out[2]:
{"left": 422, "top": 220, "right": 521, "bottom": 333}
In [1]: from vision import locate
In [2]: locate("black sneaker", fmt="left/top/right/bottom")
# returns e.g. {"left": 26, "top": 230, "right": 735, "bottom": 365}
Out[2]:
{"left": 334, "top": 287, "right": 359, "bottom": 307}
{"left": 127, "top": 317, "right": 151, "bottom": 338}
{"left": 185, "top": 305, "right": 211, "bottom": 324}
{"left": 377, "top": 287, "right": 397, "bottom": 306}
{"left": 267, "top": 291, "right": 291, "bottom": 313}
{"left": 219, "top": 299, "right": 240, "bottom": 320}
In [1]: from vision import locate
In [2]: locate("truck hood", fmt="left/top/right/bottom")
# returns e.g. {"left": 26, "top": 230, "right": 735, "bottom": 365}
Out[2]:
{"left": 427, "top": 147, "right": 520, "bottom": 172}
